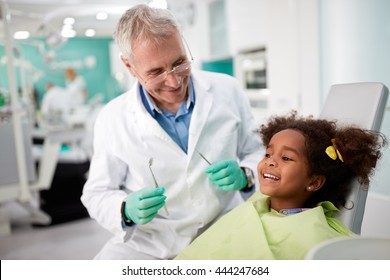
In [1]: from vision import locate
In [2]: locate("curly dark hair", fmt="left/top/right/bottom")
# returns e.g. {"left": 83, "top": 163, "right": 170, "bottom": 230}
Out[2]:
{"left": 258, "top": 111, "right": 387, "bottom": 209}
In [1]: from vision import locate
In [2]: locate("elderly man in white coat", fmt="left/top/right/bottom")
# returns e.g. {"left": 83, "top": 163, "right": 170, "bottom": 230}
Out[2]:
{"left": 81, "top": 4, "right": 263, "bottom": 260}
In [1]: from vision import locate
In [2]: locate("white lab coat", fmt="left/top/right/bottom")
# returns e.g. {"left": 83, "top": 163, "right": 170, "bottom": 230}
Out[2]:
{"left": 66, "top": 76, "right": 86, "bottom": 107}
{"left": 40, "top": 85, "right": 72, "bottom": 117}
{"left": 81, "top": 69, "right": 263, "bottom": 259}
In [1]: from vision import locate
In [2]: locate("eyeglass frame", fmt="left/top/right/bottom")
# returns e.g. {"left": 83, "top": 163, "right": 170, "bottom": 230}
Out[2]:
{"left": 130, "top": 37, "right": 194, "bottom": 86}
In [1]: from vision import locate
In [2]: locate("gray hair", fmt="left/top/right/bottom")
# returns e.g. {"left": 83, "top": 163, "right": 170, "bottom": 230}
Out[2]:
{"left": 114, "top": 4, "right": 181, "bottom": 61}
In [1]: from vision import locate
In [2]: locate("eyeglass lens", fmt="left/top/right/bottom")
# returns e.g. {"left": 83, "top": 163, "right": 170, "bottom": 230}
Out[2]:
{"left": 145, "top": 61, "right": 192, "bottom": 85}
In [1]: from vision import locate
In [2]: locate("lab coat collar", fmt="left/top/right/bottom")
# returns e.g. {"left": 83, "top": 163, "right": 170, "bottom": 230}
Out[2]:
{"left": 186, "top": 70, "right": 213, "bottom": 156}
{"left": 124, "top": 83, "right": 177, "bottom": 150}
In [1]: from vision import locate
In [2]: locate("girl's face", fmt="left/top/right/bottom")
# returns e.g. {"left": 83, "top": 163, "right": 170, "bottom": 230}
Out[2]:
{"left": 258, "top": 129, "right": 320, "bottom": 211}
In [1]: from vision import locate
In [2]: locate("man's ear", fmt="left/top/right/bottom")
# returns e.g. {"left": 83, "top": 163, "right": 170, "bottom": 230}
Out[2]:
{"left": 306, "top": 175, "right": 326, "bottom": 192}
{"left": 120, "top": 55, "right": 136, "bottom": 76}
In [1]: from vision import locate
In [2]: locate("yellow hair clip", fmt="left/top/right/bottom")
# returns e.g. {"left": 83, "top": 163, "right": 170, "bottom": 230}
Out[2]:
{"left": 325, "top": 138, "right": 344, "bottom": 162}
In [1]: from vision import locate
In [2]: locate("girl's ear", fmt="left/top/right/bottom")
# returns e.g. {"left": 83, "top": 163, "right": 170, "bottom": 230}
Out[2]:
{"left": 120, "top": 55, "right": 136, "bottom": 77}
{"left": 306, "top": 175, "right": 326, "bottom": 192}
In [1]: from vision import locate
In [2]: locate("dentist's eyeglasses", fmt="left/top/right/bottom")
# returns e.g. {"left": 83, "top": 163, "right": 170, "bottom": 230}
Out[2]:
{"left": 143, "top": 60, "right": 192, "bottom": 86}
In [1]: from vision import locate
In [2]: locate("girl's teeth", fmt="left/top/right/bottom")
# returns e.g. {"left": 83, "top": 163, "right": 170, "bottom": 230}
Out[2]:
{"left": 263, "top": 173, "right": 280, "bottom": 180}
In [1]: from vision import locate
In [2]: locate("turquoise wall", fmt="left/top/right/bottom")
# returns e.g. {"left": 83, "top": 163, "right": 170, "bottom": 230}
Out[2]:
{"left": 201, "top": 58, "right": 234, "bottom": 76}
{"left": 0, "top": 37, "right": 119, "bottom": 106}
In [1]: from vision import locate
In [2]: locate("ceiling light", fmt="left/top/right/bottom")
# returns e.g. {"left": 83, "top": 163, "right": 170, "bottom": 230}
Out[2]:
{"left": 85, "top": 29, "right": 96, "bottom": 37}
{"left": 61, "top": 26, "right": 76, "bottom": 38}
{"left": 63, "top": 17, "right": 75, "bottom": 25}
{"left": 14, "top": 31, "right": 30, "bottom": 40}
{"left": 96, "top": 12, "right": 108, "bottom": 20}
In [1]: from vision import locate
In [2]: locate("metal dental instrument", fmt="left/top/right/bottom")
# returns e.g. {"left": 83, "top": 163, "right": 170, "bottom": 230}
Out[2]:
{"left": 196, "top": 149, "right": 212, "bottom": 165}
{"left": 148, "top": 158, "right": 169, "bottom": 216}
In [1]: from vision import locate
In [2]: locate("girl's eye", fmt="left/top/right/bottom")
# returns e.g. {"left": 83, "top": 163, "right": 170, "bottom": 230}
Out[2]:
{"left": 282, "top": 156, "right": 292, "bottom": 161}
{"left": 265, "top": 153, "right": 272, "bottom": 158}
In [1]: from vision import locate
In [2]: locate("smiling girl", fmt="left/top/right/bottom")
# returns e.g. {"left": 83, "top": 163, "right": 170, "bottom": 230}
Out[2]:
{"left": 176, "top": 111, "right": 387, "bottom": 259}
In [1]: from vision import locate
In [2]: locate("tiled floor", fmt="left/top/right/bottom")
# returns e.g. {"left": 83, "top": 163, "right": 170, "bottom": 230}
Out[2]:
{"left": 0, "top": 217, "right": 111, "bottom": 260}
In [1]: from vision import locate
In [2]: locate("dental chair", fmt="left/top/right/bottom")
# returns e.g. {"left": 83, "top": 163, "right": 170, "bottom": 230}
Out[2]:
{"left": 305, "top": 82, "right": 389, "bottom": 259}
{"left": 319, "top": 82, "right": 388, "bottom": 234}
{"left": 305, "top": 236, "right": 390, "bottom": 259}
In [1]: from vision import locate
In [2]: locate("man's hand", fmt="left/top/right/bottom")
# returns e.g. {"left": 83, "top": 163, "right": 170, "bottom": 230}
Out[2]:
{"left": 124, "top": 187, "right": 166, "bottom": 224}
{"left": 205, "top": 160, "right": 247, "bottom": 191}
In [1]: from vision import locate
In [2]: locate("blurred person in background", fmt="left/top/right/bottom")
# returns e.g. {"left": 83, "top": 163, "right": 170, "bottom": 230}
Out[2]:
{"left": 40, "top": 82, "right": 72, "bottom": 122}
{"left": 65, "top": 67, "right": 88, "bottom": 107}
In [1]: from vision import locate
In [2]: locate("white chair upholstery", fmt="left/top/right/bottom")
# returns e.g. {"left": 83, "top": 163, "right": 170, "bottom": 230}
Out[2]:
{"left": 319, "top": 82, "right": 389, "bottom": 234}
{"left": 305, "top": 236, "right": 390, "bottom": 259}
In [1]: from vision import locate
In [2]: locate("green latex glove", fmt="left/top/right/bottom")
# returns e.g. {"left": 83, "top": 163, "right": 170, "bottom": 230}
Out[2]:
{"left": 204, "top": 160, "right": 247, "bottom": 192}
{"left": 124, "top": 187, "right": 166, "bottom": 225}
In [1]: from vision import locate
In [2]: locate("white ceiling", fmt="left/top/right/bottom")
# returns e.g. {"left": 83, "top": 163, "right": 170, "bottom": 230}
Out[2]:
{"left": 0, "top": 0, "right": 149, "bottom": 39}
